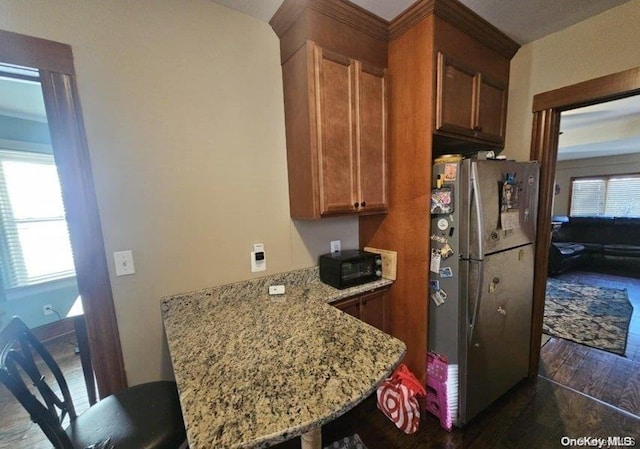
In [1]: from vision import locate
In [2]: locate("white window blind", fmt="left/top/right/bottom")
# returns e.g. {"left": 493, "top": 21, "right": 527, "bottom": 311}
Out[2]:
{"left": 570, "top": 175, "right": 640, "bottom": 218}
{"left": 570, "top": 179, "right": 605, "bottom": 216}
{"left": 605, "top": 177, "right": 640, "bottom": 217}
{"left": 0, "top": 150, "right": 75, "bottom": 289}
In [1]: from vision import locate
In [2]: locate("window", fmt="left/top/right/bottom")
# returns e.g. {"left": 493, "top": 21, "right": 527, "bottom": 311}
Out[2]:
{"left": 0, "top": 149, "right": 75, "bottom": 289}
{"left": 570, "top": 175, "right": 640, "bottom": 218}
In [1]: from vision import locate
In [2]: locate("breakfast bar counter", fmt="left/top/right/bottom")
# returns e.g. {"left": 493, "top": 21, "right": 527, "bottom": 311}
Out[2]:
{"left": 161, "top": 268, "right": 405, "bottom": 449}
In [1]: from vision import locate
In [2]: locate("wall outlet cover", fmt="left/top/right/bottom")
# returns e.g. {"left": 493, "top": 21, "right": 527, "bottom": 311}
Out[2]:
{"left": 330, "top": 240, "right": 341, "bottom": 253}
{"left": 268, "top": 285, "right": 286, "bottom": 295}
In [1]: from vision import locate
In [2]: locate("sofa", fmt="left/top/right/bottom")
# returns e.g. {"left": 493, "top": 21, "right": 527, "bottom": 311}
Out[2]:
{"left": 548, "top": 216, "right": 640, "bottom": 277}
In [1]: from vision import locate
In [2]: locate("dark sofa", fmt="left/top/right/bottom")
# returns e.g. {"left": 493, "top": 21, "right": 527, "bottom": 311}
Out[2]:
{"left": 549, "top": 216, "right": 640, "bottom": 277}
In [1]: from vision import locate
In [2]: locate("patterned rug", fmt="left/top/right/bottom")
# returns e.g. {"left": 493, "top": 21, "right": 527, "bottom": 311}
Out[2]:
{"left": 544, "top": 278, "right": 633, "bottom": 356}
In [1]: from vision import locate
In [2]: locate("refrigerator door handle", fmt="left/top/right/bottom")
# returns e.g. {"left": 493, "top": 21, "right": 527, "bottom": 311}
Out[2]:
{"left": 471, "top": 162, "right": 484, "bottom": 259}
{"left": 468, "top": 260, "right": 484, "bottom": 344}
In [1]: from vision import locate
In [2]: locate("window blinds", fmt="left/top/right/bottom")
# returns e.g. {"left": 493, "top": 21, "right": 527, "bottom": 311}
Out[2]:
{"left": 570, "top": 176, "right": 640, "bottom": 218}
{"left": 570, "top": 179, "right": 605, "bottom": 216}
{"left": 0, "top": 150, "right": 75, "bottom": 289}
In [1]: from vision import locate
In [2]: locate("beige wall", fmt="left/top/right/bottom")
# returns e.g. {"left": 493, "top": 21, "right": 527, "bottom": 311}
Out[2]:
{"left": 0, "top": 1, "right": 358, "bottom": 384}
{"left": 553, "top": 153, "right": 640, "bottom": 216}
{"left": 504, "top": 0, "right": 640, "bottom": 162}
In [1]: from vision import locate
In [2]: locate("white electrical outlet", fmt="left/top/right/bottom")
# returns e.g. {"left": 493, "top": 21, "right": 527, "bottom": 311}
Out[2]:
{"left": 330, "top": 240, "right": 341, "bottom": 253}
{"left": 43, "top": 304, "right": 53, "bottom": 316}
{"left": 269, "top": 285, "right": 285, "bottom": 295}
{"left": 251, "top": 243, "right": 266, "bottom": 272}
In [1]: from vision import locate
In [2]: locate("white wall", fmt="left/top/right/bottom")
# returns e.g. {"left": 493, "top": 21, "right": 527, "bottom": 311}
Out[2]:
{"left": 505, "top": 0, "right": 640, "bottom": 162}
{"left": 0, "top": 0, "right": 358, "bottom": 384}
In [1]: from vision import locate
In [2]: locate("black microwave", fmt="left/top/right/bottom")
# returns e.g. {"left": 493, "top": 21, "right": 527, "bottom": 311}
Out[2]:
{"left": 319, "top": 250, "right": 382, "bottom": 289}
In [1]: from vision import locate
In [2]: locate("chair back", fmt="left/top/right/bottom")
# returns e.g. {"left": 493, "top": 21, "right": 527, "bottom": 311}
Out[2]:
{"left": 0, "top": 316, "right": 76, "bottom": 448}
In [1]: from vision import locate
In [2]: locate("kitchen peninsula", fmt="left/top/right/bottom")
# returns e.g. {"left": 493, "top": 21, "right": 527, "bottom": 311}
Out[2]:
{"left": 161, "top": 267, "right": 406, "bottom": 449}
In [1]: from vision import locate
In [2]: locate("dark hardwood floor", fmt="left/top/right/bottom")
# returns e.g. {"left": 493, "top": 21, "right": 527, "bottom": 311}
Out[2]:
{"left": 273, "top": 270, "right": 640, "bottom": 449}
{"left": 539, "top": 336, "right": 640, "bottom": 417}
{"left": 7, "top": 339, "right": 638, "bottom": 449}
{"left": 0, "top": 332, "right": 90, "bottom": 449}
{"left": 4, "top": 271, "right": 639, "bottom": 449}
{"left": 273, "top": 375, "right": 639, "bottom": 449}
{"left": 536, "top": 270, "right": 640, "bottom": 422}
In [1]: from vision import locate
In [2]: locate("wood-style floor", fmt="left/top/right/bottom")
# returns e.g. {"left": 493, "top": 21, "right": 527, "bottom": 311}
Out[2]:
{"left": 9, "top": 338, "right": 639, "bottom": 449}
{"left": 0, "top": 333, "right": 90, "bottom": 449}
{"left": 273, "top": 376, "right": 639, "bottom": 449}
{"left": 537, "top": 270, "right": 640, "bottom": 420}
{"left": 3, "top": 271, "right": 639, "bottom": 449}
{"left": 539, "top": 336, "right": 640, "bottom": 417}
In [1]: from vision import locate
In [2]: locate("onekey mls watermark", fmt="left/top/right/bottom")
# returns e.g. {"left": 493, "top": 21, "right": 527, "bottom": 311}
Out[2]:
{"left": 561, "top": 436, "right": 636, "bottom": 448}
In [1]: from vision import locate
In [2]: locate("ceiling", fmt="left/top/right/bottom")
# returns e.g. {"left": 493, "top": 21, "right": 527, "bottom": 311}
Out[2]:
{"left": 1, "top": 1, "right": 638, "bottom": 161}
{"left": 558, "top": 95, "right": 640, "bottom": 161}
{"left": 211, "top": 0, "right": 633, "bottom": 44}
{"left": 211, "top": 0, "right": 639, "bottom": 161}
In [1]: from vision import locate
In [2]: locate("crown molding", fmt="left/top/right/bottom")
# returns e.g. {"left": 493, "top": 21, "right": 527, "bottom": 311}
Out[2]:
{"left": 270, "top": 0, "right": 389, "bottom": 42}
{"left": 390, "top": 0, "right": 520, "bottom": 59}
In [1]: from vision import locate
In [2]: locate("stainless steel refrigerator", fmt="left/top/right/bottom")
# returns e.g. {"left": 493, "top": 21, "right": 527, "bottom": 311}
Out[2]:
{"left": 429, "top": 158, "right": 539, "bottom": 426}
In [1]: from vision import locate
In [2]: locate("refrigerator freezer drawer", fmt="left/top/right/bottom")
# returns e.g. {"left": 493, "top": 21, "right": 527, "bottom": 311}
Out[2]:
{"left": 459, "top": 243, "right": 534, "bottom": 424}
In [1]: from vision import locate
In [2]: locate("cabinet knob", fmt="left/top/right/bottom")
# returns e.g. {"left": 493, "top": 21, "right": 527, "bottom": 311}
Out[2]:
{"left": 474, "top": 126, "right": 483, "bottom": 132}
{"left": 354, "top": 202, "right": 360, "bottom": 208}
{"left": 361, "top": 201, "right": 366, "bottom": 207}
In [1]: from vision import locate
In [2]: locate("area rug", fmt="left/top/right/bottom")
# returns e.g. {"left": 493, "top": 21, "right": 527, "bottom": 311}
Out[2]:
{"left": 543, "top": 278, "right": 633, "bottom": 355}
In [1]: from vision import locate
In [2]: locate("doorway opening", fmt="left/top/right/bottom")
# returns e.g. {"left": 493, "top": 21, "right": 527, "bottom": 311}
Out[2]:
{"left": 530, "top": 67, "right": 640, "bottom": 418}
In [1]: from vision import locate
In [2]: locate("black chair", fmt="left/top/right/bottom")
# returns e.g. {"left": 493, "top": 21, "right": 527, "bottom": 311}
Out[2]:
{"left": 0, "top": 316, "right": 187, "bottom": 449}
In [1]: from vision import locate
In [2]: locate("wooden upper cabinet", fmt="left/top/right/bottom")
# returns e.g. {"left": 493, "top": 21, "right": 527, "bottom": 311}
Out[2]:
{"left": 316, "top": 47, "right": 358, "bottom": 215}
{"left": 282, "top": 41, "right": 388, "bottom": 219}
{"left": 435, "top": 51, "right": 507, "bottom": 146}
{"left": 356, "top": 63, "right": 388, "bottom": 213}
{"left": 271, "top": 0, "right": 388, "bottom": 219}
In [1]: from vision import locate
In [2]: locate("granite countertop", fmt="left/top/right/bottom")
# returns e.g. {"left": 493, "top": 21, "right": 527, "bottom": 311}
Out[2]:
{"left": 161, "top": 267, "right": 405, "bottom": 449}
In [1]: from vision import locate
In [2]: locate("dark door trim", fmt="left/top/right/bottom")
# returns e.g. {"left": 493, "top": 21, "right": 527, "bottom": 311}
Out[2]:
{"left": 0, "top": 29, "right": 127, "bottom": 395}
{"left": 528, "top": 66, "right": 640, "bottom": 376}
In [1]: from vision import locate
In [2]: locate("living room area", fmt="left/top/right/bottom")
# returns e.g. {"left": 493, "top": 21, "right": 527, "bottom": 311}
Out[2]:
{"left": 540, "top": 95, "right": 640, "bottom": 418}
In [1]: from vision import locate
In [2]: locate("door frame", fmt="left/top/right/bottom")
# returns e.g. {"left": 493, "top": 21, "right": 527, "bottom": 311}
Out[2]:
{"left": 0, "top": 29, "right": 127, "bottom": 395}
{"left": 528, "top": 66, "right": 640, "bottom": 376}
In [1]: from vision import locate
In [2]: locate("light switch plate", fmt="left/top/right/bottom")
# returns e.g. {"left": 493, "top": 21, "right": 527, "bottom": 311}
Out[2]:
{"left": 114, "top": 250, "right": 136, "bottom": 276}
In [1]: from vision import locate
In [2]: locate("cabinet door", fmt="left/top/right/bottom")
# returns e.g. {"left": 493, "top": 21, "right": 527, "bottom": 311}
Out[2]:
{"left": 314, "top": 46, "right": 358, "bottom": 215}
{"left": 435, "top": 52, "right": 477, "bottom": 138}
{"left": 360, "top": 290, "right": 388, "bottom": 333}
{"left": 334, "top": 296, "right": 361, "bottom": 320}
{"left": 435, "top": 52, "right": 507, "bottom": 147}
{"left": 356, "top": 62, "right": 388, "bottom": 213}
{"left": 476, "top": 74, "right": 507, "bottom": 145}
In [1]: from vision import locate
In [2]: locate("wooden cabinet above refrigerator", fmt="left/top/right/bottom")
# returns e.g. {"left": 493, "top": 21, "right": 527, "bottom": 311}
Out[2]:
{"left": 432, "top": 16, "right": 515, "bottom": 149}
